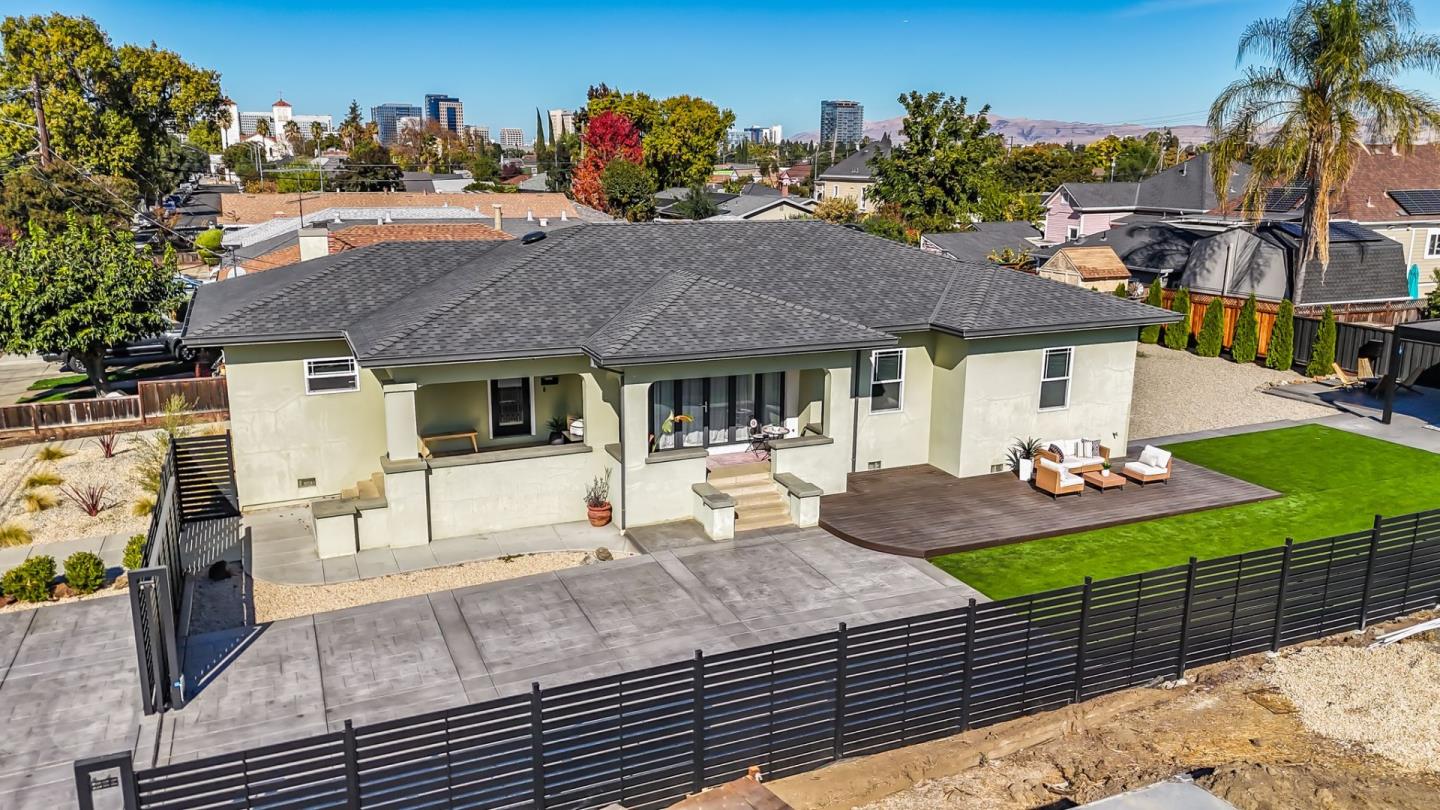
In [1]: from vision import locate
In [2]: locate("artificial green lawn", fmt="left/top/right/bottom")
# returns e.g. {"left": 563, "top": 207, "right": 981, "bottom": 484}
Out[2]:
{"left": 931, "top": 425, "right": 1440, "bottom": 600}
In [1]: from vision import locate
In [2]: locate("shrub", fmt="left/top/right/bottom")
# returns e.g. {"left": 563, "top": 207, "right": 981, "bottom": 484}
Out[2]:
{"left": 63, "top": 551, "right": 106, "bottom": 594}
{"left": 1113, "top": 282, "right": 1129, "bottom": 298}
{"left": 0, "top": 524, "right": 31, "bottom": 547}
{"left": 36, "top": 444, "right": 71, "bottom": 462}
{"left": 195, "top": 228, "right": 224, "bottom": 266}
{"left": 132, "top": 497, "right": 155, "bottom": 517}
{"left": 1231, "top": 293, "right": 1259, "bottom": 364}
{"left": 1267, "top": 299, "right": 1295, "bottom": 370}
{"left": 60, "top": 484, "right": 118, "bottom": 517}
{"left": 1164, "top": 287, "right": 1191, "bottom": 350}
{"left": 2, "top": 555, "right": 55, "bottom": 602}
{"left": 1306, "top": 305, "right": 1337, "bottom": 377}
{"left": 1139, "top": 280, "right": 1163, "bottom": 344}
{"left": 94, "top": 433, "right": 120, "bottom": 459}
{"left": 23, "top": 491, "right": 56, "bottom": 513}
{"left": 23, "top": 471, "right": 62, "bottom": 489}
{"left": 131, "top": 395, "right": 194, "bottom": 496}
{"left": 123, "top": 534, "right": 147, "bottom": 570}
{"left": 1195, "top": 298, "right": 1225, "bottom": 357}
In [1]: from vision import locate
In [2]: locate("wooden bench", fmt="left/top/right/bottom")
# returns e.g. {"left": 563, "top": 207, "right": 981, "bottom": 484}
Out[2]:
{"left": 420, "top": 430, "right": 478, "bottom": 458}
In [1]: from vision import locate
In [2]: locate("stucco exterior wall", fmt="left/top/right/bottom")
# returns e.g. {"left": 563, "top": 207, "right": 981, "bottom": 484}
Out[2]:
{"left": 953, "top": 328, "right": 1139, "bottom": 476}
{"left": 427, "top": 449, "right": 596, "bottom": 538}
{"left": 414, "top": 373, "right": 583, "bottom": 448}
{"left": 853, "top": 334, "right": 934, "bottom": 472}
{"left": 224, "top": 340, "right": 387, "bottom": 508}
{"left": 927, "top": 333, "right": 969, "bottom": 477}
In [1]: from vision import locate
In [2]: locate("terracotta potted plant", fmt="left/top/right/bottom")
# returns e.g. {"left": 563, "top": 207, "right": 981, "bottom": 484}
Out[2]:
{"left": 584, "top": 468, "right": 612, "bottom": 527}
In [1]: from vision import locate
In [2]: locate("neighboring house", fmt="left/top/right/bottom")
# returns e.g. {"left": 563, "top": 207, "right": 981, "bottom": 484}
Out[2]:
{"left": 1032, "top": 219, "right": 1204, "bottom": 284}
{"left": 815, "top": 135, "right": 892, "bottom": 214}
{"left": 183, "top": 222, "right": 1174, "bottom": 556}
{"left": 401, "top": 172, "right": 472, "bottom": 194}
{"left": 1041, "top": 154, "right": 1250, "bottom": 244}
{"left": 778, "top": 163, "right": 812, "bottom": 188}
{"left": 217, "top": 192, "right": 581, "bottom": 226}
{"left": 920, "top": 222, "right": 1042, "bottom": 263}
{"left": 1176, "top": 221, "right": 1410, "bottom": 310}
{"left": 1038, "top": 246, "right": 1133, "bottom": 291}
{"left": 711, "top": 195, "right": 818, "bottom": 221}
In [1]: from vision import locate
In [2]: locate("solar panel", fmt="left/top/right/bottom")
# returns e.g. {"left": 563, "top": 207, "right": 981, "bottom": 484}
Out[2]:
{"left": 1273, "top": 221, "right": 1380, "bottom": 242}
{"left": 1389, "top": 189, "right": 1440, "bottom": 215}
{"left": 1263, "top": 186, "right": 1307, "bottom": 212}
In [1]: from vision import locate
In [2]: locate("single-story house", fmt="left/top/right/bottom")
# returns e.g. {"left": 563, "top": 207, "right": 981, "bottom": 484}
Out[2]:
{"left": 1041, "top": 154, "right": 1250, "bottom": 244}
{"left": 1038, "top": 246, "right": 1133, "bottom": 290}
{"left": 183, "top": 222, "right": 1175, "bottom": 555}
{"left": 815, "top": 135, "right": 891, "bottom": 214}
{"left": 920, "top": 222, "right": 1042, "bottom": 263}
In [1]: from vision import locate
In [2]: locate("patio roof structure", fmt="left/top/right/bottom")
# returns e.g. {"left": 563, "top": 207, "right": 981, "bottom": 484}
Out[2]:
{"left": 1383, "top": 318, "right": 1440, "bottom": 424}
{"left": 819, "top": 462, "right": 1279, "bottom": 558}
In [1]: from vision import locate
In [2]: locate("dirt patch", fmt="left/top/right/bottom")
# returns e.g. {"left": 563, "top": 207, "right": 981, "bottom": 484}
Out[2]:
{"left": 1129, "top": 347, "right": 1331, "bottom": 440}
{"left": 773, "top": 615, "right": 1440, "bottom": 810}
{"left": 0, "top": 433, "right": 152, "bottom": 545}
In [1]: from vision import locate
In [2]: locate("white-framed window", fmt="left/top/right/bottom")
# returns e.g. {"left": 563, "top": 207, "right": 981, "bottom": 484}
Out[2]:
{"left": 304, "top": 357, "right": 359, "bottom": 395}
{"left": 870, "top": 349, "right": 904, "bottom": 412}
{"left": 1066, "top": 225, "right": 1080, "bottom": 241}
{"left": 1039, "top": 347, "right": 1073, "bottom": 411}
{"left": 1426, "top": 229, "right": 1440, "bottom": 258}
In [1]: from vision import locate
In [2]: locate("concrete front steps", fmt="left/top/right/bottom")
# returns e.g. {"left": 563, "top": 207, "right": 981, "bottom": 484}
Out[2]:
{"left": 338, "top": 471, "right": 387, "bottom": 506}
{"left": 708, "top": 462, "right": 792, "bottom": 531}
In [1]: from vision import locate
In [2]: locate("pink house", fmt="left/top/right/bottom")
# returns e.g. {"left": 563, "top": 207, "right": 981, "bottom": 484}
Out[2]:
{"left": 1040, "top": 154, "right": 1250, "bottom": 245}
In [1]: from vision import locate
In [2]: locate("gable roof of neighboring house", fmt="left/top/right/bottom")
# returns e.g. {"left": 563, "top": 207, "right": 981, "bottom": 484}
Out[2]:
{"left": 712, "top": 196, "right": 818, "bottom": 221}
{"left": 818, "top": 137, "right": 892, "bottom": 183}
{"left": 1328, "top": 143, "right": 1440, "bottom": 222}
{"left": 401, "top": 172, "right": 470, "bottom": 193}
{"left": 217, "top": 192, "right": 579, "bottom": 224}
{"left": 222, "top": 217, "right": 513, "bottom": 279}
{"left": 922, "top": 222, "right": 1041, "bottom": 262}
{"left": 1034, "top": 220, "right": 1204, "bottom": 275}
{"left": 1050, "top": 154, "right": 1250, "bottom": 214}
{"left": 1046, "top": 246, "right": 1132, "bottom": 281}
{"left": 185, "top": 222, "right": 1177, "bottom": 367}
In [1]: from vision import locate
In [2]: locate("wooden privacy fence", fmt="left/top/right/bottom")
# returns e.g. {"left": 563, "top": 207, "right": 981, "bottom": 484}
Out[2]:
{"left": 76, "top": 508, "right": 1440, "bottom": 810}
{"left": 0, "top": 377, "right": 228, "bottom": 436}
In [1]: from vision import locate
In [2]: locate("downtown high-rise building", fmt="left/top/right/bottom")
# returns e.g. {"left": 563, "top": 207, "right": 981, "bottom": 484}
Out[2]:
{"left": 820, "top": 100, "right": 864, "bottom": 147}
{"left": 547, "top": 109, "right": 575, "bottom": 139}
{"left": 371, "top": 102, "right": 423, "bottom": 145}
{"left": 424, "top": 94, "right": 464, "bottom": 133}
{"left": 499, "top": 128, "right": 526, "bottom": 150}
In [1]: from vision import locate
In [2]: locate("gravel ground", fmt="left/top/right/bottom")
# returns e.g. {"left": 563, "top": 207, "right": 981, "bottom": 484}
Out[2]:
{"left": 1271, "top": 641, "right": 1440, "bottom": 772}
{"left": 252, "top": 551, "right": 623, "bottom": 622}
{"left": 0, "top": 432, "right": 154, "bottom": 545}
{"left": 1129, "top": 347, "right": 1333, "bottom": 441}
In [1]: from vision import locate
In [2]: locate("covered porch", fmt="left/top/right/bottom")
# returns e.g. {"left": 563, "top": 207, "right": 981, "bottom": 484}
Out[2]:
{"left": 820, "top": 460, "right": 1279, "bottom": 558}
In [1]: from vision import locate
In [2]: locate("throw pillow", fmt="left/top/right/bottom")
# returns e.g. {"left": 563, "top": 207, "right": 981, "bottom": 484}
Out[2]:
{"left": 1081, "top": 439, "right": 1100, "bottom": 457}
{"left": 1047, "top": 443, "right": 1065, "bottom": 461}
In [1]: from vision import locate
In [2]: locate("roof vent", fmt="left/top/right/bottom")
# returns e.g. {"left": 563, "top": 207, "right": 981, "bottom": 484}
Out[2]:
{"left": 521, "top": 231, "right": 547, "bottom": 245}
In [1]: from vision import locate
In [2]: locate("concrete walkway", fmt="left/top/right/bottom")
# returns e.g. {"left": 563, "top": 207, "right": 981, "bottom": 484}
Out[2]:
{"left": 246, "top": 506, "right": 634, "bottom": 585}
{"left": 163, "top": 526, "right": 982, "bottom": 765}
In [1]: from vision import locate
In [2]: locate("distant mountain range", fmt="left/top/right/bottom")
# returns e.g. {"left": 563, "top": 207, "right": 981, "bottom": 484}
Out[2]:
{"left": 792, "top": 114, "right": 1212, "bottom": 146}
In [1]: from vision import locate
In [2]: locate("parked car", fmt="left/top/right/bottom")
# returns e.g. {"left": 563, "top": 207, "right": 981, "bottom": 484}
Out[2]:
{"left": 43, "top": 321, "right": 196, "bottom": 374}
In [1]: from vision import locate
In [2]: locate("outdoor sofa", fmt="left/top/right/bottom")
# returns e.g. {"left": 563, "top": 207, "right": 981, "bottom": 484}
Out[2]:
{"left": 1034, "top": 438, "right": 1110, "bottom": 474}
{"left": 1034, "top": 456, "right": 1085, "bottom": 499}
{"left": 1122, "top": 445, "right": 1172, "bottom": 485}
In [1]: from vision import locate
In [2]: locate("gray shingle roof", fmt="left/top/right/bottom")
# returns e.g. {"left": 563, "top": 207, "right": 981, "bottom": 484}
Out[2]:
{"left": 1058, "top": 154, "right": 1251, "bottom": 213}
{"left": 922, "top": 222, "right": 1040, "bottom": 262}
{"left": 185, "top": 222, "right": 1177, "bottom": 366}
{"left": 818, "top": 139, "right": 891, "bottom": 182}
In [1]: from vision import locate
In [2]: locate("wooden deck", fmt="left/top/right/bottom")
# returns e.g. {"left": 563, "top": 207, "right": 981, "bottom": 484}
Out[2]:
{"left": 819, "top": 462, "right": 1279, "bottom": 558}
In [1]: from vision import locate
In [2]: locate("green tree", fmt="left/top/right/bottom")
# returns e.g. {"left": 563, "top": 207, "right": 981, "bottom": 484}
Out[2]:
{"left": 337, "top": 140, "right": 401, "bottom": 191}
{"left": 255, "top": 116, "right": 271, "bottom": 140}
{"left": 338, "top": 100, "right": 365, "bottom": 149}
{"left": 0, "top": 166, "right": 137, "bottom": 233}
{"left": 0, "top": 216, "right": 183, "bottom": 393}
{"left": 1232, "top": 293, "right": 1260, "bottom": 363}
{"left": 1268, "top": 299, "right": 1296, "bottom": 370}
{"left": 814, "top": 196, "right": 859, "bottom": 224}
{"left": 283, "top": 120, "right": 303, "bottom": 154}
{"left": 1427, "top": 270, "right": 1440, "bottom": 317}
{"left": 1113, "top": 282, "right": 1129, "bottom": 298}
{"left": 1211, "top": 0, "right": 1440, "bottom": 300}
{"left": 1140, "top": 279, "right": 1164, "bottom": 344}
{"left": 600, "top": 159, "right": 655, "bottom": 222}
{"left": 221, "top": 142, "right": 265, "bottom": 182}
{"left": 1307, "top": 305, "right": 1337, "bottom": 376}
{"left": 186, "top": 121, "right": 222, "bottom": 154}
{"left": 1196, "top": 297, "right": 1225, "bottom": 357}
{"left": 867, "top": 92, "right": 1009, "bottom": 232}
{"left": 587, "top": 90, "right": 663, "bottom": 135}
{"left": 194, "top": 228, "right": 224, "bottom": 266}
{"left": 643, "top": 95, "right": 735, "bottom": 188}
{"left": 0, "top": 14, "right": 224, "bottom": 203}
{"left": 1164, "top": 287, "right": 1191, "bottom": 350}
{"left": 670, "top": 184, "right": 720, "bottom": 220}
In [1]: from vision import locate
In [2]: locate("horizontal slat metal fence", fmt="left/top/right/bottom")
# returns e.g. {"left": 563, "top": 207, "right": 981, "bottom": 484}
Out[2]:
{"left": 90, "top": 509, "right": 1440, "bottom": 809}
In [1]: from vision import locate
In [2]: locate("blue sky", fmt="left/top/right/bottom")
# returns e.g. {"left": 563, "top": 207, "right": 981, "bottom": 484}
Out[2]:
{"left": 13, "top": 0, "right": 1440, "bottom": 137}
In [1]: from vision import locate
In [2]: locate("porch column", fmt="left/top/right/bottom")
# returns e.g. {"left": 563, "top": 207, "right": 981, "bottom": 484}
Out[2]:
{"left": 383, "top": 383, "right": 420, "bottom": 461}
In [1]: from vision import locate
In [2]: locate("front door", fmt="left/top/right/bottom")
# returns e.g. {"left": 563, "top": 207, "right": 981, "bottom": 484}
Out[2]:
{"left": 490, "top": 378, "right": 532, "bottom": 437}
{"left": 650, "top": 372, "right": 784, "bottom": 451}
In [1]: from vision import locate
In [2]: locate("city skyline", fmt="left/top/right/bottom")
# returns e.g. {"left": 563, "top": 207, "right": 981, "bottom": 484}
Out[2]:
{"left": 30, "top": 0, "right": 1440, "bottom": 139}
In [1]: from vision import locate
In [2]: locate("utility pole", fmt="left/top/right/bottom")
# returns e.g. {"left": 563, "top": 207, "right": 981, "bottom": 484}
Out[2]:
{"left": 31, "top": 75, "right": 53, "bottom": 169}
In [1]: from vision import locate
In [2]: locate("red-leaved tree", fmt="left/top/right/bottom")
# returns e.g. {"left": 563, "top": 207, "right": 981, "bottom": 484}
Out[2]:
{"left": 572, "top": 111, "right": 643, "bottom": 212}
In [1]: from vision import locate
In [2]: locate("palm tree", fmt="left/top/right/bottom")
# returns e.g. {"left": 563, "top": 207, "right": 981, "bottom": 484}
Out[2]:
{"left": 255, "top": 116, "right": 271, "bottom": 140}
{"left": 1211, "top": 0, "right": 1440, "bottom": 304}
{"left": 310, "top": 121, "right": 324, "bottom": 155}
{"left": 283, "top": 120, "right": 302, "bottom": 155}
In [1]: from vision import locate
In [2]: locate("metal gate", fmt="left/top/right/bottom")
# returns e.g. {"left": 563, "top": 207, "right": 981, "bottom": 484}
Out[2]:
{"left": 128, "top": 568, "right": 184, "bottom": 714}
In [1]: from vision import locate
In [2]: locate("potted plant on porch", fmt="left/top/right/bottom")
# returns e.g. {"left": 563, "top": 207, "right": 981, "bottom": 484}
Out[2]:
{"left": 547, "top": 416, "right": 570, "bottom": 446}
{"left": 1006, "top": 437, "right": 1043, "bottom": 482}
{"left": 584, "top": 468, "right": 613, "bottom": 527}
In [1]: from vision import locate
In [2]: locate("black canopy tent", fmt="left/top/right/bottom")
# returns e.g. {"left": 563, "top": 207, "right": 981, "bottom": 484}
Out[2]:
{"left": 1381, "top": 318, "right": 1440, "bottom": 424}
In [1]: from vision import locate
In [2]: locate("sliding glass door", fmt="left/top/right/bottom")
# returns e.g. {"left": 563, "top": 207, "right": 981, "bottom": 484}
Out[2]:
{"left": 650, "top": 372, "right": 785, "bottom": 451}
